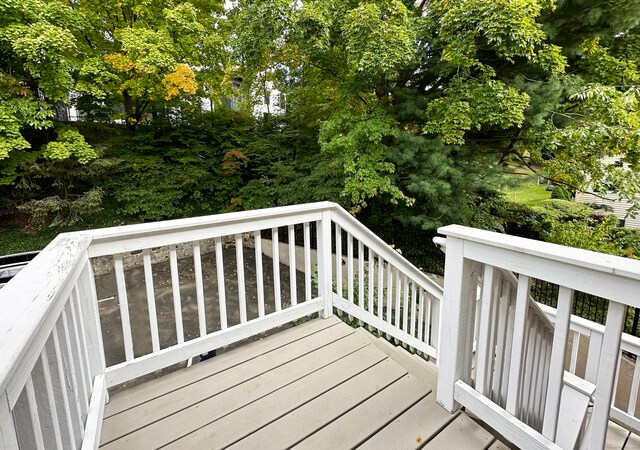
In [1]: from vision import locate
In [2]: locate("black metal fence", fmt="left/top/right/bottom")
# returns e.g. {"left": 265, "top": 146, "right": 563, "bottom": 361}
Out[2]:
{"left": 531, "top": 278, "right": 640, "bottom": 338}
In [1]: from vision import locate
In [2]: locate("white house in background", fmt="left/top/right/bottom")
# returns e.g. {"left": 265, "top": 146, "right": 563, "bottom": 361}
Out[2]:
{"left": 575, "top": 155, "right": 640, "bottom": 228}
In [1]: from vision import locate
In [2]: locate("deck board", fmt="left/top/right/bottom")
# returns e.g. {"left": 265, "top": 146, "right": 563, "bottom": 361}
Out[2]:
{"left": 292, "top": 374, "right": 431, "bottom": 449}
{"left": 100, "top": 318, "right": 509, "bottom": 450}
{"left": 422, "top": 414, "right": 496, "bottom": 449}
{"left": 359, "top": 394, "right": 460, "bottom": 449}
{"left": 607, "top": 421, "right": 631, "bottom": 450}
{"left": 103, "top": 316, "right": 342, "bottom": 418}
{"left": 168, "top": 351, "right": 399, "bottom": 449}
{"left": 102, "top": 326, "right": 368, "bottom": 448}
{"left": 227, "top": 358, "right": 408, "bottom": 450}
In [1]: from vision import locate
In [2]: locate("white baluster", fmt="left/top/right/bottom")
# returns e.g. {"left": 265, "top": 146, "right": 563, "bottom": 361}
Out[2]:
{"left": 255, "top": 231, "right": 266, "bottom": 317}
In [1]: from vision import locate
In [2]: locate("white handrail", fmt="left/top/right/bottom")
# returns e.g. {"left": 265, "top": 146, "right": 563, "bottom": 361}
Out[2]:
{"left": 437, "top": 225, "right": 640, "bottom": 449}
{"left": 0, "top": 233, "right": 92, "bottom": 402}
{"left": 332, "top": 205, "right": 442, "bottom": 297}
{"left": 0, "top": 202, "right": 442, "bottom": 449}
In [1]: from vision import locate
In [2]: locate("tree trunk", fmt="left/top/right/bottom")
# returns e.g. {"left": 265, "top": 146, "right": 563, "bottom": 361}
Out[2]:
{"left": 123, "top": 90, "right": 136, "bottom": 131}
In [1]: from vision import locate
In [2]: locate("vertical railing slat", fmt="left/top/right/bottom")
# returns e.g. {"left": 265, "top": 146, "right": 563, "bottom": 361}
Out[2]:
{"left": 317, "top": 212, "right": 333, "bottom": 318}
{"left": 40, "top": 350, "right": 63, "bottom": 450}
{"left": 335, "top": 224, "right": 342, "bottom": 300}
{"left": 142, "top": 250, "right": 160, "bottom": 352}
{"left": 500, "top": 286, "right": 516, "bottom": 406}
{"left": 288, "top": 226, "right": 297, "bottom": 306}
{"left": 505, "top": 275, "right": 531, "bottom": 415}
{"left": 52, "top": 325, "right": 78, "bottom": 447}
{"left": 410, "top": 282, "right": 417, "bottom": 336}
{"left": 304, "top": 223, "right": 312, "bottom": 302}
{"left": 272, "top": 228, "right": 282, "bottom": 312}
{"left": 193, "top": 241, "right": 207, "bottom": 337}
{"left": 377, "top": 256, "right": 384, "bottom": 320}
{"left": 491, "top": 280, "right": 511, "bottom": 405}
{"left": 215, "top": 237, "right": 228, "bottom": 330}
{"left": 25, "top": 375, "right": 45, "bottom": 450}
{"left": 569, "top": 331, "right": 580, "bottom": 374}
{"left": 60, "top": 312, "right": 85, "bottom": 431}
{"left": 629, "top": 357, "right": 640, "bottom": 415}
{"left": 169, "top": 245, "right": 184, "bottom": 344}
{"left": 358, "top": 241, "right": 365, "bottom": 325}
{"left": 589, "top": 301, "right": 626, "bottom": 449}
{"left": 542, "top": 286, "right": 574, "bottom": 440}
{"left": 475, "top": 264, "right": 496, "bottom": 396}
{"left": 402, "top": 275, "right": 409, "bottom": 334}
{"left": 368, "top": 249, "right": 374, "bottom": 331}
{"left": 347, "top": 233, "right": 354, "bottom": 308}
{"left": 113, "top": 254, "right": 134, "bottom": 361}
{"left": 71, "top": 289, "right": 93, "bottom": 395}
{"left": 585, "top": 330, "right": 603, "bottom": 384}
{"left": 394, "top": 269, "right": 401, "bottom": 330}
{"left": 0, "top": 391, "right": 19, "bottom": 450}
{"left": 420, "top": 289, "right": 439, "bottom": 348}
{"left": 386, "top": 263, "right": 393, "bottom": 326}
{"left": 417, "top": 289, "right": 425, "bottom": 342}
{"left": 66, "top": 305, "right": 89, "bottom": 410}
{"left": 255, "top": 231, "right": 266, "bottom": 317}
{"left": 236, "top": 234, "right": 248, "bottom": 322}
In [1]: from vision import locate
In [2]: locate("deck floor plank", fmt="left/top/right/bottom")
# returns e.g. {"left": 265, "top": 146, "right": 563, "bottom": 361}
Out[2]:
{"left": 607, "top": 421, "right": 631, "bottom": 450}
{"left": 226, "top": 362, "right": 410, "bottom": 450}
{"left": 358, "top": 394, "right": 459, "bottom": 449}
{"left": 103, "top": 316, "right": 342, "bottom": 418}
{"left": 422, "top": 414, "right": 495, "bottom": 450}
{"left": 625, "top": 432, "right": 640, "bottom": 449}
{"left": 101, "top": 320, "right": 354, "bottom": 445}
{"left": 101, "top": 329, "right": 369, "bottom": 449}
{"left": 99, "top": 319, "right": 519, "bottom": 450}
{"left": 165, "top": 349, "right": 397, "bottom": 449}
{"left": 292, "top": 374, "right": 431, "bottom": 449}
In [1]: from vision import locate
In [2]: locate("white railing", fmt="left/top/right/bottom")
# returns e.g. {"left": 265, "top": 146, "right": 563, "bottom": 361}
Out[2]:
{"left": 0, "top": 202, "right": 442, "bottom": 449}
{"left": 330, "top": 208, "right": 442, "bottom": 359}
{"left": 539, "top": 303, "right": 640, "bottom": 435}
{"left": 437, "top": 224, "right": 640, "bottom": 450}
{"left": 0, "top": 234, "right": 106, "bottom": 450}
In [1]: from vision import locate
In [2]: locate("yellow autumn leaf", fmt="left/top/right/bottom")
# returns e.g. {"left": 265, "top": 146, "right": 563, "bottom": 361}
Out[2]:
{"left": 162, "top": 64, "right": 197, "bottom": 100}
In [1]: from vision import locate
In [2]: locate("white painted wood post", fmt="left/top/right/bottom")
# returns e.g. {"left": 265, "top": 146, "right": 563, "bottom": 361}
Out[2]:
{"left": 589, "top": 301, "right": 626, "bottom": 449}
{"left": 542, "top": 286, "right": 573, "bottom": 440}
{"left": 79, "top": 261, "right": 107, "bottom": 379}
{"left": 317, "top": 210, "right": 333, "bottom": 318}
{"left": 0, "top": 391, "right": 18, "bottom": 450}
{"left": 437, "top": 237, "right": 478, "bottom": 412}
{"left": 506, "top": 275, "right": 531, "bottom": 415}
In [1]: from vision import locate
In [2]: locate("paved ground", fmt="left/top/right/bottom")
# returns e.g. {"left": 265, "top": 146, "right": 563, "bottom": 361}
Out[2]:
{"left": 94, "top": 245, "right": 308, "bottom": 384}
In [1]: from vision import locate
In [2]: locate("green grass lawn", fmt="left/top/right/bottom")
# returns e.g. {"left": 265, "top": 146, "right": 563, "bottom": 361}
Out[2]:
{"left": 503, "top": 180, "right": 552, "bottom": 206}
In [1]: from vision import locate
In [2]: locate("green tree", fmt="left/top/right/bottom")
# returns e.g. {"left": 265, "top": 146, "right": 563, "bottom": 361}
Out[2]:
{"left": 74, "top": 0, "right": 226, "bottom": 128}
{"left": 0, "top": 0, "right": 97, "bottom": 188}
{"left": 232, "top": 0, "right": 640, "bottom": 231}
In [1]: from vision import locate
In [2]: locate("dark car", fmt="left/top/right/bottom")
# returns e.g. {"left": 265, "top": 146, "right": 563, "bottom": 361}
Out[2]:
{"left": 0, "top": 251, "right": 40, "bottom": 289}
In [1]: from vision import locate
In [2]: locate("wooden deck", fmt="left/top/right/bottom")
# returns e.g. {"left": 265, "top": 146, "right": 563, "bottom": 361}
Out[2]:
{"left": 98, "top": 316, "right": 638, "bottom": 449}
{"left": 99, "top": 317, "right": 497, "bottom": 449}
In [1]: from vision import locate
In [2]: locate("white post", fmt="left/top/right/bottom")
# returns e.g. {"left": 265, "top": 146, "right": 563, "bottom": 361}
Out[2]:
{"left": 79, "top": 261, "right": 107, "bottom": 379}
{"left": 589, "top": 301, "right": 626, "bottom": 448}
{"left": 436, "top": 236, "right": 478, "bottom": 412}
{"left": 317, "top": 210, "right": 333, "bottom": 319}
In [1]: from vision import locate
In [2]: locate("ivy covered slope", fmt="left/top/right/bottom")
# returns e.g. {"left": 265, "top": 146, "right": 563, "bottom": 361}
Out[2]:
{"left": 233, "top": 0, "right": 640, "bottom": 228}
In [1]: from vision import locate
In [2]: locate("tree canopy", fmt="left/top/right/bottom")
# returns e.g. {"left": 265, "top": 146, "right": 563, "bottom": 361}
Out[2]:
{"left": 1, "top": 0, "right": 640, "bottom": 237}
